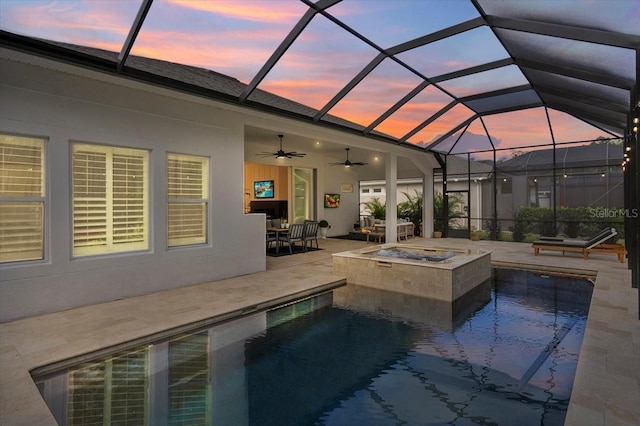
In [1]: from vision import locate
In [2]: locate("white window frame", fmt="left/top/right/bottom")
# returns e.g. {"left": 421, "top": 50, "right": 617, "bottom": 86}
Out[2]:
{"left": 72, "top": 143, "right": 149, "bottom": 257}
{"left": 167, "top": 153, "right": 209, "bottom": 248}
{"left": 0, "top": 134, "right": 46, "bottom": 264}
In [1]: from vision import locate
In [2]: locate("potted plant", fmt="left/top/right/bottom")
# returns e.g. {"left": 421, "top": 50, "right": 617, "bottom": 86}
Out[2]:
{"left": 318, "top": 220, "right": 330, "bottom": 238}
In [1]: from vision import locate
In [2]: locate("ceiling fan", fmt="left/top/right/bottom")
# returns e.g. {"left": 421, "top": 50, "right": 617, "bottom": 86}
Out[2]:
{"left": 257, "top": 134, "right": 306, "bottom": 159}
{"left": 329, "top": 148, "right": 368, "bottom": 167}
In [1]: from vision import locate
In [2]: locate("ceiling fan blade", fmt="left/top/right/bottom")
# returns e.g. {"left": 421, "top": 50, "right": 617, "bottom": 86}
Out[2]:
{"left": 329, "top": 147, "right": 368, "bottom": 166}
{"left": 256, "top": 135, "right": 307, "bottom": 158}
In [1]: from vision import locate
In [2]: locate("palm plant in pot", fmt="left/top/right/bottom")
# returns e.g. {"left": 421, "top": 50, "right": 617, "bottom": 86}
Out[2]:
{"left": 318, "top": 220, "right": 330, "bottom": 238}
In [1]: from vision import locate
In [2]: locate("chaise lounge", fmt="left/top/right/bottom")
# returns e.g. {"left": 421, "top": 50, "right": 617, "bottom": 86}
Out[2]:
{"left": 531, "top": 228, "right": 626, "bottom": 263}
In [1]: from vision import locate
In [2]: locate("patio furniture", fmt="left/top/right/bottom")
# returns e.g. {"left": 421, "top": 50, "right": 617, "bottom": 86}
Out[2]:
{"left": 585, "top": 243, "right": 627, "bottom": 263}
{"left": 267, "top": 226, "right": 290, "bottom": 255}
{"left": 266, "top": 219, "right": 277, "bottom": 249}
{"left": 366, "top": 231, "right": 384, "bottom": 244}
{"left": 373, "top": 222, "right": 414, "bottom": 241}
{"left": 278, "top": 223, "right": 306, "bottom": 255}
{"left": 303, "top": 220, "right": 320, "bottom": 250}
{"left": 531, "top": 228, "right": 621, "bottom": 261}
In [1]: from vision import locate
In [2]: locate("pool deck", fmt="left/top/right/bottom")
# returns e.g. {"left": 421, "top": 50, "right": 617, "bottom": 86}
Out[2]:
{"left": 1, "top": 238, "right": 638, "bottom": 425}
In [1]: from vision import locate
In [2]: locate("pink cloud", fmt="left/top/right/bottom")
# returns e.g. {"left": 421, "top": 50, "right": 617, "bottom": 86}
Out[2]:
{"left": 166, "top": 0, "right": 302, "bottom": 23}
{"left": 4, "top": 1, "right": 136, "bottom": 45}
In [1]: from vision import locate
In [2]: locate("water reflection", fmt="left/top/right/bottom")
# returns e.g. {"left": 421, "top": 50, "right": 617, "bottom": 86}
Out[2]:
{"left": 34, "top": 269, "right": 592, "bottom": 426}
{"left": 333, "top": 276, "right": 492, "bottom": 332}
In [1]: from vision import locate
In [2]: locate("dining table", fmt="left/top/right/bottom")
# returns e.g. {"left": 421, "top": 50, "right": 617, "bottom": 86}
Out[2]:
{"left": 267, "top": 227, "right": 289, "bottom": 254}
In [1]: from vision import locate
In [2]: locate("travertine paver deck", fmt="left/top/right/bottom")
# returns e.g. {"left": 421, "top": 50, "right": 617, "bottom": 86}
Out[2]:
{"left": 0, "top": 237, "right": 638, "bottom": 425}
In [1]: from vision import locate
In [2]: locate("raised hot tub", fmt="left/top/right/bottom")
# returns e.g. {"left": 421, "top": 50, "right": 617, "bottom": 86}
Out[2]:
{"left": 333, "top": 244, "right": 491, "bottom": 302}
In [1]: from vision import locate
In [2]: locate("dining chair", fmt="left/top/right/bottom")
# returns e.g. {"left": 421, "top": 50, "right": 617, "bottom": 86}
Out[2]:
{"left": 303, "top": 221, "right": 319, "bottom": 250}
{"left": 278, "top": 223, "right": 305, "bottom": 254}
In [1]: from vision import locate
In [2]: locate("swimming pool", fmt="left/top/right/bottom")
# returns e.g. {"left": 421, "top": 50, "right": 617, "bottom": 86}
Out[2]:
{"left": 35, "top": 268, "right": 592, "bottom": 425}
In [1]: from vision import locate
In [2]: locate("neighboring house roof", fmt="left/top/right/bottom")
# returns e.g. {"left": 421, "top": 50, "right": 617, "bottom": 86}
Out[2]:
{"left": 496, "top": 143, "right": 623, "bottom": 171}
{"left": 445, "top": 154, "right": 494, "bottom": 177}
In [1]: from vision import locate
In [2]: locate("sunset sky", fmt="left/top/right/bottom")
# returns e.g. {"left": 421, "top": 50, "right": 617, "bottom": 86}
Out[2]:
{"left": 1, "top": 0, "right": 630, "bottom": 152}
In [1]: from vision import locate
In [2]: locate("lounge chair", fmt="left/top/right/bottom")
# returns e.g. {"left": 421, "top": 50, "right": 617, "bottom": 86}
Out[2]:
{"left": 532, "top": 228, "right": 626, "bottom": 262}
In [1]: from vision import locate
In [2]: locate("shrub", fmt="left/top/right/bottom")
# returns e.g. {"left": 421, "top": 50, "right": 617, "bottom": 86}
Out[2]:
{"left": 510, "top": 217, "right": 526, "bottom": 242}
{"left": 484, "top": 219, "right": 501, "bottom": 240}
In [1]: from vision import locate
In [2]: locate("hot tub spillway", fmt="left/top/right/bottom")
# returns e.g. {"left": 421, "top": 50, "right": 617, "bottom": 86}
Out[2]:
{"left": 333, "top": 244, "right": 491, "bottom": 302}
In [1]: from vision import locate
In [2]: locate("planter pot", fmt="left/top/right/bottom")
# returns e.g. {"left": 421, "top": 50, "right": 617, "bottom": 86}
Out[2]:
{"left": 470, "top": 233, "right": 481, "bottom": 241}
{"left": 432, "top": 231, "right": 442, "bottom": 238}
{"left": 319, "top": 227, "right": 328, "bottom": 239}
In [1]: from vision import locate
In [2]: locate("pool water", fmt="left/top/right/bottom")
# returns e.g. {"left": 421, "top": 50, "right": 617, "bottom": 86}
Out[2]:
{"left": 35, "top": 268, "right": 593, "bottom": 426}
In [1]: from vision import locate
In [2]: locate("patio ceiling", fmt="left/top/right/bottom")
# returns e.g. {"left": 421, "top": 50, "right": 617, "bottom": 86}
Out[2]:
{"left": 1, "top": 0, "right": 638, "bottom": 158}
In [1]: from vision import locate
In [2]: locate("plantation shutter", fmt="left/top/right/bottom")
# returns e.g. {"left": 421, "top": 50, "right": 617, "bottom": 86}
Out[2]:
{"left": 169, "top": 333, "right": 210, "bottom": 425}
{"left": 0, "top": 135, "right": 45, "bottom": 263}
{"left": 73, "top": 144, "right": 148, "bottom": 256}
{"left": 67, "top": 348, "right": 148, "bottom": 425}
{"left": 167, "top": 154, "right": 208, "bottom": 247}
{"left": 113, "top": 153, "right": 146, "bottom": 246}
{"left": 73, "top": 150, "right": 108, "bottom": 253}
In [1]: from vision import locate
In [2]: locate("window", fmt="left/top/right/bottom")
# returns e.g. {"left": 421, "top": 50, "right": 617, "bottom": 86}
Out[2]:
{"left": 0, "top": 134, "right": 45, "bottom": 263}
{"left": 361, "top": 188, "right": 370, "bottom": 193}
{"left": 73, "top": 143, "right": 148, "bottom": 257}
{"left": 167, "top": 153, "right": 208, "bottom": 247}
{"left": 373, "top": 188, "right": 382, "bottom": 193}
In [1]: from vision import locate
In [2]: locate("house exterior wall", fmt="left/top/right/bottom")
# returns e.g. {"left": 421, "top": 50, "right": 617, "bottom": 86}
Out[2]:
{"left": 0, "top": 57, "right": 266, "bottom": 322}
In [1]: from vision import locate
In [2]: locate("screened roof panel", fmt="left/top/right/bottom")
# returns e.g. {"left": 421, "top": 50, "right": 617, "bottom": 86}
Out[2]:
{"left": 395, "top": 26, "right": 510, "bottom": 78}
{"left": 449, "top": 120, "right": 495, "bottom": 155}
{"left": 523, "top": 68, "right": 630, "bottom": 109}
{"left": 547, "top": 109, "right": 617, "bottom": 143}
{"left": 540, "top": 93, "right": 627, "bottom": 127}
{"left": 132, "top": 0, "right": 305, "bottom": 85}
{"left": 437, "top": 65, "right": 530, "bottom": 98}
{"left": 328, "top": 58, "right": 423, "bottom": 128}
{"left": 0, "top": 0, "right": 141, "bottom": 51}
{"left": 406, "top": 104, "right": 475, "bottom": 147}
{"left": 464, "top": 89, "right": 541, "bottom": 114}
{"left": 373, "top": 85, "right": 454, "bottom": 139}
{"left": 256, "top": 13, "right": 377, "bottom": 111}
{"left": 326, "top": 0, "right": 480, "bottom": 48}
{"left": 429, "top": 128, "right": 466, "bottom": 154}
{"left": 483, "top": 108, "right": 553, "bottom": 149}
{"left": 496, "top": 28, "right": 636, "bottom": 82}
{"left": 477, "top": 0, "right": 640, "bottom": 36}
{"left": 0, "top": 0, "right": 636, "bottom": 153}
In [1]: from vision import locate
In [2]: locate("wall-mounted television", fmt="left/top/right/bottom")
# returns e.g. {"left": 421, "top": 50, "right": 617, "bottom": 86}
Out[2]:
{"left": 254, "top": 180, "right": 274, "bottom": 198}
